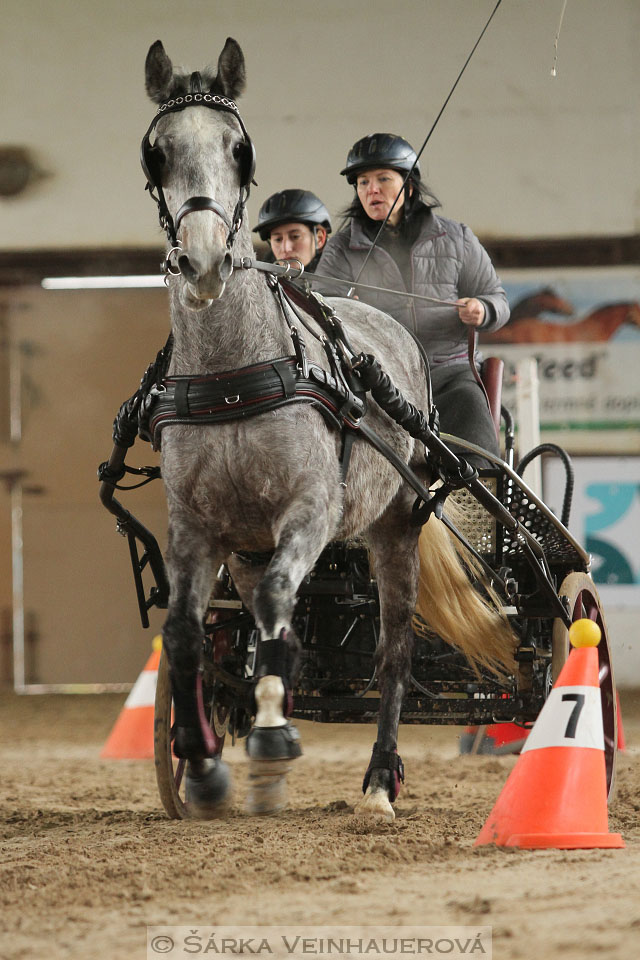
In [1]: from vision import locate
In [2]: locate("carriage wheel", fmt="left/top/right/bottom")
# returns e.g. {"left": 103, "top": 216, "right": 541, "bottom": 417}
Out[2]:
{"left": 551, "top": 572, "right": 617, "bottom": 799}
{"left": 153, "top": 649, "right": 226, "bottom": 819}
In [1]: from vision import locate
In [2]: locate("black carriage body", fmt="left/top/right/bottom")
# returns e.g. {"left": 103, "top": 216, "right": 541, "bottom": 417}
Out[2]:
{"left": 197, "top": 464, "right": 588, "bottom": 730}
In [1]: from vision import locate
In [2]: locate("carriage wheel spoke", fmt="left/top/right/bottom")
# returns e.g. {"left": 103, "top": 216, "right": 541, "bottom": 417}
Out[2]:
{"left": 175, "top": 757, "right": 185, "bottom": 791}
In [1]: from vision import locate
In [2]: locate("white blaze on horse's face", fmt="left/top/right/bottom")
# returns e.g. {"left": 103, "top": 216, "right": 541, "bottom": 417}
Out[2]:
{"left": 158, "top": 108, "right": 241, "bottom": 303}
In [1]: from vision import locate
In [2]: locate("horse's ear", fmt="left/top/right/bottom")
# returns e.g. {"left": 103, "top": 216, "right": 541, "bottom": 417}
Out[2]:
{"left": 213, "top": 37, "right": 246, "bottom": 100}
{"left": 145, "top": 40, "right": 174, "bottom": 103}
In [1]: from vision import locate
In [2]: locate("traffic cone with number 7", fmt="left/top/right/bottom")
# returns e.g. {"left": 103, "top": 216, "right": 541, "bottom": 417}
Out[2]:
{"left": 475, "top": 619, "right": 624, "bottom": 849}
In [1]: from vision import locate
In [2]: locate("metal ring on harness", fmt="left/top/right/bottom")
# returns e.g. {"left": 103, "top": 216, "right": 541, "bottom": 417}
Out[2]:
{"left": 163, "top": 245, "right": 183, "bottom": 276}
{"left": 273, "top": 258, "right": 305, "bottom": 280}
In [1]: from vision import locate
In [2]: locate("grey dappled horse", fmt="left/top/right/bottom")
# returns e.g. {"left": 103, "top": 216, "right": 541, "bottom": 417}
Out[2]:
{"left": 144, "top": 38, "right": 513, "bottom": 820}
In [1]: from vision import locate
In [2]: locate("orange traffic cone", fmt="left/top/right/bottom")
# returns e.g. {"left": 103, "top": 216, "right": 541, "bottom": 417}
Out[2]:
{"left": 100, "top": 636, "right": 162, "bottom": 759}
{"left": 475, "top": 619, "right": 624, "bottom": 849}
{"left": 460, "top": 722, "right": 528, "bottom": 755}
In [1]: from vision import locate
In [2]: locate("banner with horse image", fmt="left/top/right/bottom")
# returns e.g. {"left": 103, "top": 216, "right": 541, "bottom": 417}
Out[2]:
{"left": 480, "top": 266, "right": 640, "bottom": 453}
{"left": 543, "top": 455, "right": 640, "bottom": 606}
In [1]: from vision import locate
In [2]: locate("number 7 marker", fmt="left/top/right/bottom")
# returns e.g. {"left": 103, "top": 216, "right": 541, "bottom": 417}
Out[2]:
{"left": 475, "top": 619, "right": 624, "bottom": 849}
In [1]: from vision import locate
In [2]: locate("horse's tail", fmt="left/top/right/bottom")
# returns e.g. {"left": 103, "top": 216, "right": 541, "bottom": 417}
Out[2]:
{"left": 415, "top": 504, "right": 516, "bottom": 675}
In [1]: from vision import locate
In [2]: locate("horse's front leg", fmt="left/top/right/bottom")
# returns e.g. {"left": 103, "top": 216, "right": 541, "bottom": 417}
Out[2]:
{"left": 355, "top": 509, "right": 420, "bottom": 822}
{"left": 162, "top": 514, "right": 231, "bottom": 818}
{"left": 244, "top": 492, "right": 335, "bottom": 815}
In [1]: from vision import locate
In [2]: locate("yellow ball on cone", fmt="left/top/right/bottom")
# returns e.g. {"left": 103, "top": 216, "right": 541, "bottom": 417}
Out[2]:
{"left": 569, "top": 618, "right": 601, "bottom": 649}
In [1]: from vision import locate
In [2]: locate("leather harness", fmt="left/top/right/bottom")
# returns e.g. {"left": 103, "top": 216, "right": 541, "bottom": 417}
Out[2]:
{"left": 146, "top": 354, "right": 363, "bottom": 446}
{"left": 134, "top": 279, "right": 370, "bottom": 486}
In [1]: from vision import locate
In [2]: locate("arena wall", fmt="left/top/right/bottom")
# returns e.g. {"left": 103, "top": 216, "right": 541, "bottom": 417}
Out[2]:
{"left": 0, "top": 0, "right": 638, "bottom": 684}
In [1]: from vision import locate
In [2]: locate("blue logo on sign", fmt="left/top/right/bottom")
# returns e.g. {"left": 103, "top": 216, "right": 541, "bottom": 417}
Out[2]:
{"left": 585, "top": 483, "right": 639, "bottom": 585}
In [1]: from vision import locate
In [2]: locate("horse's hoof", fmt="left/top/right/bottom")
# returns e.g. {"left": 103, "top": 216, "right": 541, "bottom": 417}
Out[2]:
{"left": 245, "top": 722, "right": 302, "bottom": 761}
{"left": 244, "top": 724, "right": 301, "bottom": 816}
{"left": 245, "top": 758, "right": 292, "bottom": 816}
{"left": 185, "top": 758, "right": 232, "bottom": 819}
{"left": 354, "top": 788, "right": 395, "bottom": 823}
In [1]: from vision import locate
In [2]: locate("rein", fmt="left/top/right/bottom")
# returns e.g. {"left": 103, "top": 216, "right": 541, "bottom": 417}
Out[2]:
{"left": 230, "top": 257, "right": 459, "bottom": 308}
{"left": 306, "top": 270, "right": 460, "bottom": 308}
{"left": 139, "top": 83, "right": 472, "bottom": 314}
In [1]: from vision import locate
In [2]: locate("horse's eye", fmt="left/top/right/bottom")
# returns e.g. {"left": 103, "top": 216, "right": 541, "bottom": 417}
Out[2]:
{"left": 232, "top": 142, "right": 244, "bottom": 162}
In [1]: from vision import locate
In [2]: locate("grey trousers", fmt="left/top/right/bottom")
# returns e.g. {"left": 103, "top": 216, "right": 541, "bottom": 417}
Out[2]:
{"left": 430, "top": 363, "right": 499, "bottom": 469}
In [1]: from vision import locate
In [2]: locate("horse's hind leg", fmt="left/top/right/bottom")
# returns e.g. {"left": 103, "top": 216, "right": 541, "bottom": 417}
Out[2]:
{"left": 355, "top": 509, "right": 420, "bottom": 822}
{"left": 244, "top": 494, "right": 334, "bottom": 815}
{"left": 162, "top": 515, "right": 231, "bottom": 818}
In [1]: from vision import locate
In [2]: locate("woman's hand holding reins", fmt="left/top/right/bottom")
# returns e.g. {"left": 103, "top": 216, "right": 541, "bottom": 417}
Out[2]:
{"left": 456, "top": 297, "right": 485, "bottom": 327}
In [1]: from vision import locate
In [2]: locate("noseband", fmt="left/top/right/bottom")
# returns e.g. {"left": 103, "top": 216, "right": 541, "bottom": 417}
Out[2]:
{"left": 140, "top": 72, "right": 257, "bottom": 270}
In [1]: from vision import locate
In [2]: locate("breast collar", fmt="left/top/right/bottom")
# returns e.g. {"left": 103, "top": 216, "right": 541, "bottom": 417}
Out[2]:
{"left": 138, "top": 280, "right": 367, "bottom": 491}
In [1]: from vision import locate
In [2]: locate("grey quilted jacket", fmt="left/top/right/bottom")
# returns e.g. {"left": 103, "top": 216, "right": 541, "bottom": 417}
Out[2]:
{"left": 315, "top": 210, "right": 510, "bottom": 366}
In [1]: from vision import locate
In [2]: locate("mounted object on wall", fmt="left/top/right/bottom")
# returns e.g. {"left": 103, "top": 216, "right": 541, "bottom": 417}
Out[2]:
{"left": 0, "top": 147, "right": 50, "bottom": 198}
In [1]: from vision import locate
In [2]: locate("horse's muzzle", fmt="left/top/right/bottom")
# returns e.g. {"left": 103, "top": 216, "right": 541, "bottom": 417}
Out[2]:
{"left": 178, "top": 250, "right": 233, "bottom": 301}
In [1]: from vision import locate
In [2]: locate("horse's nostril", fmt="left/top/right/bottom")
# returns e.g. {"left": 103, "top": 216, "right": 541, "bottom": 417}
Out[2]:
{"left": 178, "top": 254, "right": 198, "bottom": 282}
{"left": 219, "top": 252, "right": 234, "bottom": 282}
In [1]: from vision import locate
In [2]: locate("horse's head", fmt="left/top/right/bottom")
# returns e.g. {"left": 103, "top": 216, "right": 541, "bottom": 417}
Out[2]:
{"left": 509, "top": 286, "right": 575, "bottom": 324}
{"left": 142, "top": 39, "right": 255, "bottom": 305}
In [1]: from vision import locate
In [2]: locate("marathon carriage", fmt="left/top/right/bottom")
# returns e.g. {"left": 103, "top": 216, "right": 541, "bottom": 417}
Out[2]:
{"left": 100, "top": 360, "right": 617, "bottom": 819}
{"left": 98, "top": 38, "right": 618, "bottom": 821}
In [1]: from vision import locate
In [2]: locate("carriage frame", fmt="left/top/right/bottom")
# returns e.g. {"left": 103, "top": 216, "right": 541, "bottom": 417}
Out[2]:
{"left": 99, "top": 381, "right": 618, "bottom": 820}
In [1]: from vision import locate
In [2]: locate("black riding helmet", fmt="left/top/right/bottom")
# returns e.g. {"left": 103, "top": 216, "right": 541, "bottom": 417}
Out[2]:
{"left": 253, "top": 189, "right": 332, "bottom": 241}
{"left": 340, "top": 133, "right": 420, "bottom": 184}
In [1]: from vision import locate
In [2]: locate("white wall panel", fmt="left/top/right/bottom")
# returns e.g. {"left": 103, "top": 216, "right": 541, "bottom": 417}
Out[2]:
{"left": 1, "top": 0, "right": 638, "bottom": 248}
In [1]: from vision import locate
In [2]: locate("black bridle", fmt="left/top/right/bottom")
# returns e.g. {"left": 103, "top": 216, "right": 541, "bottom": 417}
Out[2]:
{"left": 140, "top": 72, "right": 257, "bottom": 268}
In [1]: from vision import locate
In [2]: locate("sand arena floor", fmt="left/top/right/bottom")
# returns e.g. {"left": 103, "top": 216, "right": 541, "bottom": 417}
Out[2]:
{"left": 0, "top": 690, "right": 639, "bottom": 960}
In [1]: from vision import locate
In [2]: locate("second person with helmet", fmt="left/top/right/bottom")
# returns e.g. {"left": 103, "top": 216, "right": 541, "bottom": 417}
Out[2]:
{"left": 316, "top": 133, "right": 510, "bottom": 465}
{"left": 253, "top": 188, "right": 331, "bottom": 272}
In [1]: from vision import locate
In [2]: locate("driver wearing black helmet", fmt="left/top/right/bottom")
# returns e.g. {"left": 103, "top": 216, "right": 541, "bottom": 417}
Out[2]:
{"left": 317, "top": 133, "right": 510, "bottom": 465}
{"left": 253, "top": 188, "right": 331, "bottom": 273}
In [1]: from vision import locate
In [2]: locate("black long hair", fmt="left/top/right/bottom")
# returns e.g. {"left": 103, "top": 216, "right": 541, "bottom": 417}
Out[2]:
{"left": 338, "top": 175, "right": 440, "bottom": 233}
